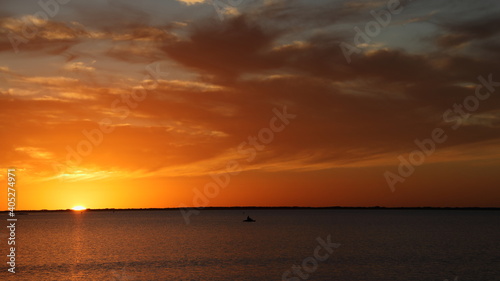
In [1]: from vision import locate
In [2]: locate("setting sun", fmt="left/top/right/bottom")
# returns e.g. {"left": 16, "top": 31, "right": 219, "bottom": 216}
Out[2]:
{"left": 71, "top": 206, "right": 87, "bottom": 211}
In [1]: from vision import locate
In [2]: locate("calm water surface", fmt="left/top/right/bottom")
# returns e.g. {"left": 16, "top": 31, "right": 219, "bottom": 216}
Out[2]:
{"left": 1, "top": 209, "right": 499, "bottom": 280}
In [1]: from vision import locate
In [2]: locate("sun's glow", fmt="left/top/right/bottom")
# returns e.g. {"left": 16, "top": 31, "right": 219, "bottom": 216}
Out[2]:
{"left": 71, "top": 206, "right": 87, "bottom": 211}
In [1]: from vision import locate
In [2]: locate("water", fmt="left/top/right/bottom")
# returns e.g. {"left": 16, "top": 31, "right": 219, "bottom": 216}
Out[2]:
{"left": 1, "top": 209, "right": 499, "bottom": 280}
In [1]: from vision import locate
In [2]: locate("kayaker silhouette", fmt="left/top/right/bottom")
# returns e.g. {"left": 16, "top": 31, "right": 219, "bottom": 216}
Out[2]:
{"left": 243, "top": 216, "right": 256, "bottom": 222}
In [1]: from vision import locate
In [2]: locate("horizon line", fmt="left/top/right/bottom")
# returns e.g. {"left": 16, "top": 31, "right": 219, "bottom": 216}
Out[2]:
{"left": 2, "top": 206, "right": 500, "bottom": 212}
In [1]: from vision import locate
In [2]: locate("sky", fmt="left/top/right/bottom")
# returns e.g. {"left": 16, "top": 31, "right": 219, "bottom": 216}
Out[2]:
{"left": 0, "top": 0, "right": 499, "bottom": 210}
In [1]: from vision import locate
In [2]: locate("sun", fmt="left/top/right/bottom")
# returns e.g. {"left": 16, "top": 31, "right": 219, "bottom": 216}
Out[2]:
{"left": 71, "top": 206, "right": 87, "bottom": 211}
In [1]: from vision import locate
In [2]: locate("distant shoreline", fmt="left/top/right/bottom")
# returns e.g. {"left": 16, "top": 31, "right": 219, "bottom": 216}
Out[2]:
{"left": 1, "top": 206, "right": 499, "bottom": 212}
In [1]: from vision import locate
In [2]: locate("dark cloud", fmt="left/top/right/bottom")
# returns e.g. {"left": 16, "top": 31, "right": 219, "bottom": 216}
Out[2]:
{"left": 436, "top": 16, "right": 500, "bottom": 48}
{"left": 162, "top": 15, "right": 282, "bottom": 81}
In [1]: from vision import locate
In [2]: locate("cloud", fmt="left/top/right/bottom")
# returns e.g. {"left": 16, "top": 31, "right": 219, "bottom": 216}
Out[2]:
{"left": 436, "top": 16, "right": 500, "bottom": 48}
{"left": 15, "top": 146, "right": 54, "bottom": 159}
{"left": 176, "top": 0, "right": 206, "bottom": 5}
{"left": 1, "top": 0, "right": 500, "bottom": 185}
{"left": 63, "top": 61, "right": 95, "bottom": 72}
{"left": 162, "top": 15, "right": 281, "bottom": 80}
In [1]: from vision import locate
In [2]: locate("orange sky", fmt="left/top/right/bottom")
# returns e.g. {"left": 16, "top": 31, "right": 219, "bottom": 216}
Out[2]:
{"left": 1, "top": 0, "right": 500, "bottom": 210}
